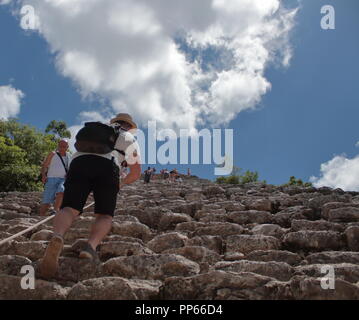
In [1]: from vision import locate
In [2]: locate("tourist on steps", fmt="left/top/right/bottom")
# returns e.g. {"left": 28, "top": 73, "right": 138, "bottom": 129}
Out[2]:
{"left": 39, "top": 139, "right": 70, "bottom": 216}
{"left": 39, "top": 113, "right": 141, "bottom": 279}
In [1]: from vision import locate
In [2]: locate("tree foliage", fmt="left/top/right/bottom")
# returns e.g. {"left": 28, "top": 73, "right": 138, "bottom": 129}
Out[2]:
{"left": 283, "top": 176, "right": 313, "bottom": 188}
{"left": 0, "top": 119, "right": 70, "bottom": 192}
{"left": 216, "top": 166, "right": 261, "bottom": 185}
{"left": 45, "top": 120, "right": 71, "bottom": 140}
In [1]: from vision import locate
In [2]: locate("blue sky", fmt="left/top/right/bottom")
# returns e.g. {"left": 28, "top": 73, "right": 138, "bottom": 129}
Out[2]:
{"left": 0, "top": 0, "right": 358, "bottom": 187}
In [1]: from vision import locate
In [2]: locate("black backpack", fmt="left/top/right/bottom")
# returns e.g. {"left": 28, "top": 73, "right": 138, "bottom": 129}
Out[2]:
{"left": 75, "top": 122, "right": 125, "bottom": 157}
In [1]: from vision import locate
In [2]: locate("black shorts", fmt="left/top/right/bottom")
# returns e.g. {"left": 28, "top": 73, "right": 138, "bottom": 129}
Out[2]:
{"left": 61, "top": 155, "right": 120, "bottom": 216}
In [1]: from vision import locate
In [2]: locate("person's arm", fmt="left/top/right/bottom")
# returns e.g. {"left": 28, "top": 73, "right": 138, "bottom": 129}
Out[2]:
{"left": 120, "top": 162, "right": 141, "bottom": 187}
{"left": 41, "top": 152, "right": 55, "bottom": 184}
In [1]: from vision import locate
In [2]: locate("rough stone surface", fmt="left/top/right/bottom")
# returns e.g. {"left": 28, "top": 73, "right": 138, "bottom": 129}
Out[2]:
{"left": 226, "top": 235, "right": 281, "bottom": 254}
{"left": 215, "top": 260, "right": 293, "bottom": 281}
{"left": 345, "top": 226, "right": 359, "bottom": 251}
{"left": 103, "top": 254, "right": 200, "bottom": 280}
{"left": 147, "top": 232, "right": 188, "bottom": 253}
{"left": 283, "top": 231, "right": 345, "bottom": 251}
{"left": 1, "top": 178, "right": 359, "bottom": 299}
{"left": 245, "top": 250, "right": 302, "bottom": 266}
{"left": 0, "top": 275, "right": 69, "bottom": 299}
{"left": 228, "top": 210, "right": 273, "bottom": 225}
{"left": 251, "top": 224, "right": 287, "bottom": 239}
{"left": 67, "top": 277, "right": 161, "bottom": 300}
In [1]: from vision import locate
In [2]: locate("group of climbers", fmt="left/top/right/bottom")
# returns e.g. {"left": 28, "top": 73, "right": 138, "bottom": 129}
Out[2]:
{"left": 36, "top": 112, "right": 195, "bottom": 279}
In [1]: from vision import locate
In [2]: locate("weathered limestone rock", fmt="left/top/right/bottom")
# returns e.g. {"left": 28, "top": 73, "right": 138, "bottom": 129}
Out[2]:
{"left": 192, "top": 222, "right": 244, "bottom": 238}
{"left": 0, "top": 231, "right": 26, "bottom": 242}
{"left": 158, "top": 212, "right": 192, "bottom": 231}
{"left": 186, "top": 235, "right": 223, "bottom": 254}
{"left": 184, "top": 192, "right": 205, "bottom": 202}
{"left": 0, "top": 241, "right": 47, "bottom": 261}
{"left": 251, "top": 224, "right": 287, "bottom": 239}
{"left": 283, "top": 231, "right": 345, "bottom": 251}
{"left": 103, "top": 254, "right": 200, "bottom": 280}
{"left": 113, "top": 215, "right": 140, "bottom": 223}
{"left": 327, "top": 207, "right": 359, "bottom": 223}
{"left": 294, "top": 263, "right": 359, "bottom": 284}
{"left": 111, "top": 221, "right": 153, "bottom": 242}
{"left": 0, "top": 203, "right": 31, "bottom": 214}
{"left": 103, "top": 235, "right": 144, "bottom": 245}
{"left": 289, "top": 276, "right": 359, "bottom": 300}
{"left": 228, "top": 210, "right": 273, "bottom": 225}
{"left": 245, "top": 250, "right": 302, "bottom": 266}
{"left": 226, "top": 235, "right": 281, "bottom": 254}
{"left": 123, "top": 207, "right": 164, "bottom": 229}
{"left": 216, "top": 201, "right": 246, "bottom": 212}
{"left": 247, "top": 199, "right": 273, "bottom": 212}
{"left": 198, "top": 214, "right": 228, "bottom": 223}
{"left": 290, "top": 219, "right": 344, "bottom": 232}
{"left": 146, "top": 232, "right": 188, "bottom": 253}
{"left": 160, "top": 270, "right": 274, "bottom": 300}
{"left": 306, "top": 251, "right": 359, "bottom": 264}
{"left": 215, "top": 260, "right": 293, "bottom": 281}
{"left": 273, "top": 206, "right": 315, "bottom": 227}
{"left": 203, "top": 186, "right": 225, "bottom": 197}
{"left": 0, "top": 255, "right": 32, "bottom": 276}
{"left": 194, "top": 208, "right": 227, "bottom": 220}
{"left": 163, "top": 246, "right": 221, "bottom": 265}
{"left": 67, "top": 277, "right": 161, "bottom": 300}
{"left": 175, "top": 222, "right": 206, "bottom": 233}
{"left": 322, "top": 202, "right": 359, "bottom": 219}
{"left": 35, "top": 257, "right": 101, "bottom": 284}
{"left": 99, "top": 241, "right": 153, "bottom": 259}
{"left": 345, "top": 226, "right": 359, "bottom": 251}
{"left": 305, "top": 194, "right": 351, "bottom": 212}
{"left": 0, "top": 275, "right": 69, "bottom": 299}
{"left": 0, "top": 210, "right": 31, "bottom": 220}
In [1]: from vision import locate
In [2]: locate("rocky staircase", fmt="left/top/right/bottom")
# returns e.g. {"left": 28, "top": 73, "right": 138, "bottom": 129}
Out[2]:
{"left": 1, "top": 176, "right": 359, "bottom": 299}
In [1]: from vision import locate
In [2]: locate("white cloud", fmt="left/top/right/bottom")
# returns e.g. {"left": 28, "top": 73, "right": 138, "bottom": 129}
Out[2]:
{"left": 0, "top": 0, "right": 12, "bottom": 5}
{"left": 0, "top": 85, "right": 24, "bottom": 120}
{"left": 18, "top": 0, "right": 297, "bottom": 133}
{"left": 310, "top": 154, "right": 359, "bottom": 191}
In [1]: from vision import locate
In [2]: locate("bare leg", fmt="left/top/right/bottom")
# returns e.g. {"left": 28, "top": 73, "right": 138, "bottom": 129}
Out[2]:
{"left": 53, "top": 207, "right": 80, "bottom": 236}
{"left": 39, "top": 203, "right": 50, "bottom": 216}
{"left": 40, "top": 207, "right": 79, "bottom": 279}
{"left": 53, "top": 192, "right": 64, "bottom": 212}
{"left": 87, "top": 214, "right": 113, "bottom": 250}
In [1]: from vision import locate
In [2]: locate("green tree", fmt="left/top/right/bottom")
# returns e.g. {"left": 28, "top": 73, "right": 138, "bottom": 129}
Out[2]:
{"left": 284, "top": 176, "right": 312, "bottom": 187}
{"left": 240, "top": 170, "right": 259, "bottom": 184}
{"left": 216, "top": 166, "right": 261, "bottom": 185}
{"left": 0, "top": 119, "right": 58, "bottom": 191}
{"left": 45, "top": 120, "right": 71, "bottom": 140}
{"left": 1, "top": 119, "right": 57, "bottom": 165}
{"left": 0, "top": 136, "right": 42, "bottom": 191}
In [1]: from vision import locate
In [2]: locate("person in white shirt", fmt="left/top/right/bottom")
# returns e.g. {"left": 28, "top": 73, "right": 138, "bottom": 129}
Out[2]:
{"left": 40, "top": 113, "right": 141, "bottom": 279}
{"left": 39, "top": 139, "right": 69, "bottom": 216}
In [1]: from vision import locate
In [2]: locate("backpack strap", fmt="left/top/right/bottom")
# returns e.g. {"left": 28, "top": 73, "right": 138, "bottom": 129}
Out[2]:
{"left": 56, "top": 152, "right": 68, "bottom": 174}
{"left": 114, "top": 148, "right": 126, "bottom": 157}
{"left": 113, "top": 149, "right": 128, "bottom": 167}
